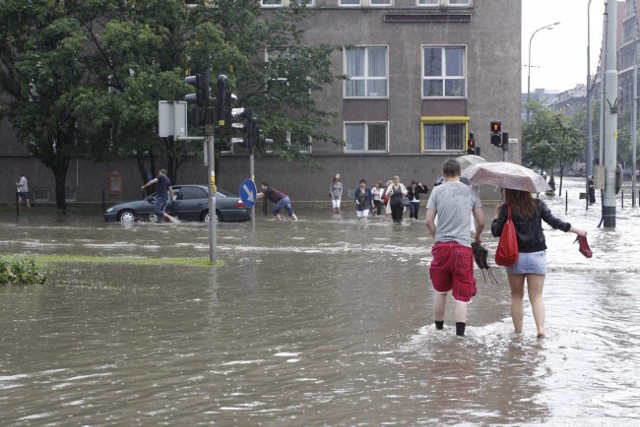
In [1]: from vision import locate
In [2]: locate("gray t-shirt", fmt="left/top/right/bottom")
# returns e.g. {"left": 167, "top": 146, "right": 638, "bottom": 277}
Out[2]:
{"left": 426, "top": 181, "right": 481, "bottom": 247}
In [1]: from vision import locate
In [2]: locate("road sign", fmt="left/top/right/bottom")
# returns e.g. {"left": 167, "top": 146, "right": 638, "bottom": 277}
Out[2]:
{"left": 508, "top": 138, "right": 519, "bottom": 144}
{"left": 158, "top": 101, "right": 187, "bottom": 138}
{"left": 239, "top": 178, "right": 257, "bottom": 208}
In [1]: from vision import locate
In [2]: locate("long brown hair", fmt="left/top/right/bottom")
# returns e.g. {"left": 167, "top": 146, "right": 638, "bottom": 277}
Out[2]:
{"left": 504, "top": 189, "right": 538, "bottom": 219}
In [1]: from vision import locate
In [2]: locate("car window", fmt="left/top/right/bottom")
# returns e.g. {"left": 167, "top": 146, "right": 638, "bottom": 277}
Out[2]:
{"left": 180, "top": 186, "right": 207, "bottom": 200}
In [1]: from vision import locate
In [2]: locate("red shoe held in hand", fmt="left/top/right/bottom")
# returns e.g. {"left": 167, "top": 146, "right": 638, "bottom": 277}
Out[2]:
{"left": 574, "top": 235, "right": 593, "bottom": 258}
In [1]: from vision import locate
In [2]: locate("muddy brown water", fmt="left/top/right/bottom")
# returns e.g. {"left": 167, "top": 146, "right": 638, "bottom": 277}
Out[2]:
{"left": 1, "top": 178, "right": 639, "bottom": 425}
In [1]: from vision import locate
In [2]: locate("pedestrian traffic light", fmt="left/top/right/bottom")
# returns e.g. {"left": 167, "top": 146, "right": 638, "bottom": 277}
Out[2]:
{"left": 490, "top": 121, "right": 502, "bottom": 147}
{"left": 466, "top": 132, "right": 476, "bottom": 155}
{"left": 215, "top": 74, "right": 237, "bottom": 128}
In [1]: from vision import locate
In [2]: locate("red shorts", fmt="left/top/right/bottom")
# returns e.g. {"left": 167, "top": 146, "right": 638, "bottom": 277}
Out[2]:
{"left": 429, "top": 241, "right": 477, "bottom": 303}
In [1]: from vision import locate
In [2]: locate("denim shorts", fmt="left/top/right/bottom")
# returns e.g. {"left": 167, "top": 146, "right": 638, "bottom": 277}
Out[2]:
{"left": 505, "top": 250, "right": 547, "bottom": 275}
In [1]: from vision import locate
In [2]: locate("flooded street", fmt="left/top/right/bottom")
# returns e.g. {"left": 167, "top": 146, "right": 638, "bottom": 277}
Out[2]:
{"left": 1, "top": 177, "right": 639, "bottom": 426}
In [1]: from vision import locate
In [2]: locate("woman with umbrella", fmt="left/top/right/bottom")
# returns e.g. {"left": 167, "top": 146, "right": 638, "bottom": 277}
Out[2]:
{"left": 491, "top": 188, "right": 588, "bottom": 338}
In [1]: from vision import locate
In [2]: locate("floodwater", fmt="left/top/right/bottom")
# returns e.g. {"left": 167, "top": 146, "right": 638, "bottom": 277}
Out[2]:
{"left": 0, "top": 177, "right": 639, "bottom": 426}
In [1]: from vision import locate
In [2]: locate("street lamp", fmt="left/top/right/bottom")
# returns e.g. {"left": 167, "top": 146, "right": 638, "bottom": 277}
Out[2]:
{"left": 526, "top": 21, "right": 561, "bottom": 122}
{"left": 586, "top": 0, "right": 594, "bottom": 210}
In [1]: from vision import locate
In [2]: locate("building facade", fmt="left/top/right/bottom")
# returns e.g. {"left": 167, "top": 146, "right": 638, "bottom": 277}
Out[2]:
{"left": 0, "top": 0, "right": 522, "bottom": 204}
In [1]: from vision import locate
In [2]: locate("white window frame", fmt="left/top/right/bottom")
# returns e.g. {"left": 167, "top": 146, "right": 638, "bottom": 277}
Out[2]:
{"left": 421, "top": 117, "right": 469, "bottom": 152}
{"left": 417, "top": 0, "right": 471, "bottom": 6}
{"left": 286, "top": 131, "right": 312, "bottom": 153}
{"left": 422, "top": 45, "right": 466, "bottom": 99}
{"left": 261, "top": 0, "right": 314, "bottom": 7}
{"left": 340, "top": 0, "right": 392, "bottom": 5}
{"left": 344, "top": 122, "right": 389, "bottom": 153}
{"left": 344, "top": 46, "right": 389, "bottom": 99}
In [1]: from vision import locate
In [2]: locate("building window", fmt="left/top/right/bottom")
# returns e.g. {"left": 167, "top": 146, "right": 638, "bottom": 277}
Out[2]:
{"left": 32, "top": 188, "right": 49, "bottom": 202}
{"left": 344, "top": 46, "right": 388, "bottom": 98}
{"left": 417, "top": 0, "right": 471, "bottom": 6}
{"left": 421, "top": 117, "right": 469, "bottom": 152}
{"left": 262, "top": 0, "right": 314, "bottom": 7}
{"left": 344, "top": 122, "right": 388, "bottom": 152}
{"left": 66, "top": 186, "right": 77, "bottom": 201}
{"left": 288, "top": 131, "right": 312, "bottom": 153}
{"left": 423, "top": 46, "right": 466, "bottom": 98}
{"left": 341, "top": 0, "right": 392, "bottom": 5}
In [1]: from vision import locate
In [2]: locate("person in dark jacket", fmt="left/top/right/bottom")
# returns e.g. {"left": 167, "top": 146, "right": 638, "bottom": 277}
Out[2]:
{"left": 406, "top": 180, "right": 428, "bottom": 220}
{"left": 491, "top": 189, "right": 587, "bottom": 338}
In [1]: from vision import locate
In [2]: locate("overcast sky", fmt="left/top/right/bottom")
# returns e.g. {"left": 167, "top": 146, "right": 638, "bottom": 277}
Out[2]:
{"left": 522, "top": 0, "right": 607, "bottom": 93}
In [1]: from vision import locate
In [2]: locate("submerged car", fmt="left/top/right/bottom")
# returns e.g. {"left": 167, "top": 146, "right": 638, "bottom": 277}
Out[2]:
{"left": 103, "top": 185, "right": 251, "bottom": 223}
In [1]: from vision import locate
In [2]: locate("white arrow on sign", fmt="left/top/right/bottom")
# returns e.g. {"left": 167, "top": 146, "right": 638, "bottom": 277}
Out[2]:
{"left": 242, "top": 183, "right": 255, "bottom": 203}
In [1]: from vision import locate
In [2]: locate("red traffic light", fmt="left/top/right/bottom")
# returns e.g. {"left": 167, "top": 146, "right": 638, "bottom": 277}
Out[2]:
{"left": 490, "top": 121, "right": 501, "bottom": 133}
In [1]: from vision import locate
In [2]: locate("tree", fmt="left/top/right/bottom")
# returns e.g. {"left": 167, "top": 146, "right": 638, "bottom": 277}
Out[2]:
{"left": 73, "top": 0, "right": 197, "bottom": 187}
{"left": 189, "top": 1, "right": 343, "bottom": 168}
{"left": 1, "top": 0, "right": 343, "bottom": 195}
{"left": 523, "top": 101, "right": 584, "bottom": 195}
{"left": 77, "top": 0, "right": 342, "bottom": 186}
{"left": 0, "top": 1, "right": 90, "bottom": 210}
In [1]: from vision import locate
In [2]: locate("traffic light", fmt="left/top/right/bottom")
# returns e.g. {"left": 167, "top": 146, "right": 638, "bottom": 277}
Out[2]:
{"left": 466, "top": 132, "right": 476, "bottom": 155}
{"left": 184, "top": 72, "right": 210, "bottom": 109}
{"left": 184, "top": 72, "right": 210, "bottom": 127}
{"left": 215, "top": 74, "right": 237, "bottom": 128}
{"left": 490, "top": 121, "right": 502, "bottom": 147}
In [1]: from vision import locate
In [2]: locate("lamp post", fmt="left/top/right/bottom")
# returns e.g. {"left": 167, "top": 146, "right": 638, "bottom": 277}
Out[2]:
{"left": 526, "top": 22, "right": 561, "bottom": 122}
{"left": 585, "top": 0, "right": 594, "bottom": 210}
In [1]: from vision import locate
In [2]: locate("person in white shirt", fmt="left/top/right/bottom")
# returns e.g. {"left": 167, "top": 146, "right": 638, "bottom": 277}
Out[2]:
{"left": 16, "top": 174, "right": 30, "bottom": 207}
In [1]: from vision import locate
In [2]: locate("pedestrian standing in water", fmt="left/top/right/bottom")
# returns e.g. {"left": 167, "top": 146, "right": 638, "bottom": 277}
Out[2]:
{"left": 354, "top": 179, "right": 373, "bottom": 220}
{"left": 588, "top": 176, "right": 596, "bottom": 205}
{"left": 16, "top": 174, "right": 30, "bottom": 208}
{"left": 426, "top": 159, "right": 484, "bottom": 337}
{"left": 386, "top": 176, "right": 407, "bottom": 224}
{"left": 491, "top": 189, "right": 587, "bottom": 338}
{"left": 371, "top": 181, "right": 385, "bottom": 217}
{"left": 257, "top": 182, "right": 298, "bottom": 221}
{"left": 329, "top": 173, "right": 343, "bottom": 214}
{"left": 406, "top": 180, "right": 428, "bottom": 220}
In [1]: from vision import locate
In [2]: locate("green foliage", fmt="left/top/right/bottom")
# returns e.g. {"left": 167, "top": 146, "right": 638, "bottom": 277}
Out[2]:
{"left": 0, "top": 1, "right": 90, "bottom": 208}
{"left": 523, "top": 101, "right": 584, "bottom": 174}
{"left": 0, "top": 0, "right": 343, "bottom": 193}
{"left": 0, "top": 255, "right": 46, "bottom": 285}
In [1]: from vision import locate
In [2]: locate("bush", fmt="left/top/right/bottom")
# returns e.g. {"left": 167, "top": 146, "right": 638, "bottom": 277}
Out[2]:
{"left": 0, "top": 255, "right": 46, "bottom": 285}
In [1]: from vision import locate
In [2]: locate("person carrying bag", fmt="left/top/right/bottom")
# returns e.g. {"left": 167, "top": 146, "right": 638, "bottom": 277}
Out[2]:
{"left": 495, "top": 205, "right": 518, "bottom": 267}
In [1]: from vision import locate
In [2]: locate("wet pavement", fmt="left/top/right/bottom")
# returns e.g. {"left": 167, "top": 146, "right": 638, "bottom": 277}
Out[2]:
{"left": 0, "top": 177, "right": 639, "bottom": 426}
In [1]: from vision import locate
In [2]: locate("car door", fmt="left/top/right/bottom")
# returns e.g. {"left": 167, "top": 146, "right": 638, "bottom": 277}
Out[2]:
{"left": 168, "top": 185, "right": 208, "bottom": 221}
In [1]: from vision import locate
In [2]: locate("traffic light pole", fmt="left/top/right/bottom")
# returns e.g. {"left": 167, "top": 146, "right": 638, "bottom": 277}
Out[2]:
{"left": 204, "top": 109, "right": 217, "bottom": 262}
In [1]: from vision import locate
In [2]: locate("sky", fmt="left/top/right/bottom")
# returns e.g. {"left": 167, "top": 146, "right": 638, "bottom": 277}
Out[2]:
{"left": 522, "top": 0, "right": 607, "bottom": 93}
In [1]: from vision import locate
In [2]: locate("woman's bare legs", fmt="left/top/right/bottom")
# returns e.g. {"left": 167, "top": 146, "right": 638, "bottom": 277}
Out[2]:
{"left": 508, "top": 274, "right": 526, "bottom": 333}
{"left": 526, "top": 274, "right": 546, "bottom": 337}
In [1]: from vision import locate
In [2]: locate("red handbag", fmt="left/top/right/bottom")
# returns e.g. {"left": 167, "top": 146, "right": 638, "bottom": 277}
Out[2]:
{"left": 495, "top": 205, "right": 519, "bottom": 267}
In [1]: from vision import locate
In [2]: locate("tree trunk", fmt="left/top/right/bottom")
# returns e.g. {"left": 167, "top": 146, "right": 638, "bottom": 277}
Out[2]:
{"left": 52, "top": 159, "right": 69, "bottom": 212}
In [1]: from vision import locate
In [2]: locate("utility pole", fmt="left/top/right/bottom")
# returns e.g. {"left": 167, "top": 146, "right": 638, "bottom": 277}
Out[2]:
{"left": 633, "top": 64, "right": 638, "bottom": 208}
{"left": 602, "top": 0, "right": 618, "bottom": 228}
